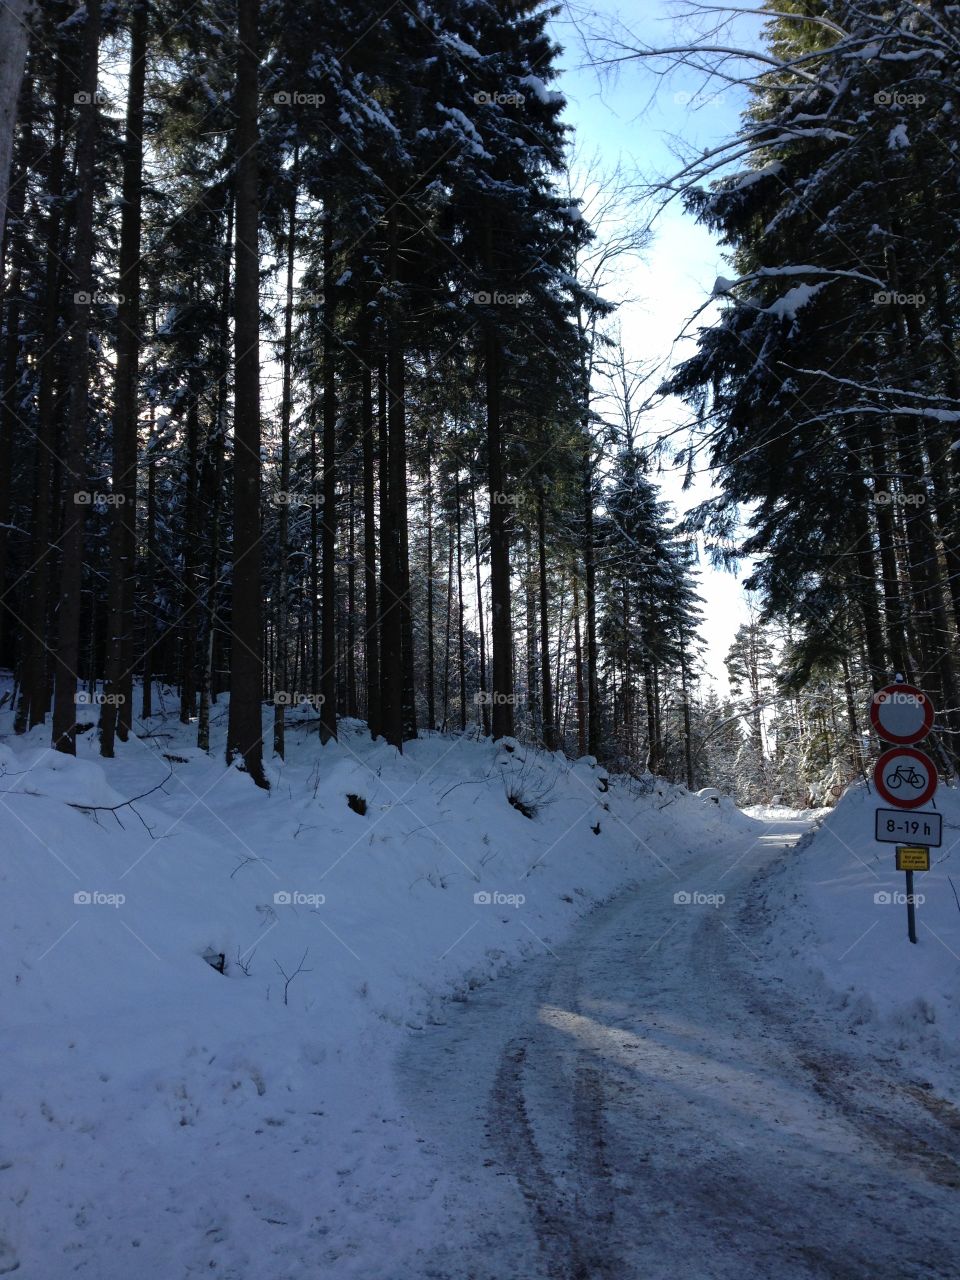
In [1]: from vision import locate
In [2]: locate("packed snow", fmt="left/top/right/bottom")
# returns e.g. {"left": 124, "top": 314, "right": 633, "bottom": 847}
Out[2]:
{"left": 3, "top": 685, "right": 958, "bottom": 1276}
{"left": 755, "top": 782, "right": 960, "bottom": 1099}
{"left": 0, "top": 683, "right": 754, "bottom": 1277}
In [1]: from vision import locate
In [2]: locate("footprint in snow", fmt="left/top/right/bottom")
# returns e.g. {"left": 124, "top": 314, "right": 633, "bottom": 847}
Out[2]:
{"left": 0, "top": 1237, "right": 18, "bottom": 1276}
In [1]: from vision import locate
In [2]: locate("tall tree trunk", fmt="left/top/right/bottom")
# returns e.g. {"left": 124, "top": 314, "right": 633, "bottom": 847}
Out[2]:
{"left": 841, "top": 653, "right": 864, "bottom": 778}
{"left": 896, "top": 273, "right": 960, "bottom": 741}
{"left": 863, "top": 416, "right": 909, "bottom": 677}
{"left": 225, "top": 0, "right": 267, "bottom": 787}
{"left": 0, "top": 77, "right": 29, "bottom": 667}
{"left": 397, "top": 390, "right": 416, "bottom": 741}
{"left": 15, "top": 56, "right": 67, "bottom": 733}
{"left": 198, "top": 407, "right": 225, "bottom": 752}
{"left": 899, "top": 424, "right": 958, "bottom": 715}
{"left": 572, "top": 572, "right": 586, "bottom": 757}
{"left": 537, "top": 487, "right": 555, "bottom": 751}
{"left": 0, "top": 248, "right": 21, "bottom": 668}
{"left": 470, "top": 479, "right": 489, "bottom": 734}
{"left": 678, "top": 628, "right": 694, "bottom": 790}
{"left": 198, "top": 200, "right": 232, "bottom": 748}
{"left": 51, "top": 0, "right": 100, "bottom": 754}
{"left": 179, "top": 387, "right": 200, "bottom": 722}
{"left": 141, "top": 405, "right": 156, "bottom": 718}
{"left": 844, "top": 431, "right": 887, "bottom": 689}
{"left": 621, "top": 586, "right": 632, "bottom": 759}
{"left": 455, "top": 473, "right": 466, "bottom": 732}
{"left": 310, "top": 424, "right": 319, "bottom": 692}
{"left": 100, "top": 0, "right": 146, "bottom": 756}
{"left": 643, "top": 662, "right": 657, "bottom": 775}
{"left": 380, "top": 338, "right": 404, "bottom": 748}
{"left": 441, "top": 524, "right": 453, "bottom": 731}
{"left": 273, "top": 170, "right": 295, "bottom": 758}
{"left": 524, "top": 527, "right": 537, "bottom": 734}
{"left": 378, "top": 355, "right": 398, "bottom": 742}
{"left": 345, "top": 467, "right": 357, "bottom": 716}
{"left": 553, "top": 574, "right": 567, "bottom": 741}
{"left": 582, "top": 453, "right": 601, "bottom": 758}
{"left": 361, "top": 327, "right": 380, "bottom": 738}
{"left": 425, "top": 445, "right": 435, "bottom": 729}
{"left": 486, "top": 327, "right": 513, "bottom": 738}
{"left": 0, "top": 0, "right": 34, "bottom": 255}
{"left": 319, "top": 211, "right": 337, "bottom": 741}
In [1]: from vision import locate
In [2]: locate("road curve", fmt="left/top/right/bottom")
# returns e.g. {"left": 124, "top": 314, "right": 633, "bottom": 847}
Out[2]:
{"left": 396, "top": 817, "right": 960, "bottom": 1280}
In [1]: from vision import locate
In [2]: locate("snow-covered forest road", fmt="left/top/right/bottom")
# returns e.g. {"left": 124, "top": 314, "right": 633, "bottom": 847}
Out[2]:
{"left": 398, "top": 817, "right": 960, "bottom": 1280}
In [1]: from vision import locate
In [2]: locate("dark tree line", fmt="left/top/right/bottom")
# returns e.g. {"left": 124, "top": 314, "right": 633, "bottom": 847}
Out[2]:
{"left": 0, "top": 0, "right": 704, "bottom": 789}
{"left": 591, "top": 0, "right": 960, "bottom": 773}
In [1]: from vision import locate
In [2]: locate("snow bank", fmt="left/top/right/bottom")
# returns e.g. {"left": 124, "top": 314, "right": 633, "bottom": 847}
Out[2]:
{"left": 755, "top": 782, "right": 960, "bottom": 1096}
{"left": 744, "top": 803, "right": 828, "bottom": 821}
{"left": 0, "top": 693, "right": 758, "bottom": 1277}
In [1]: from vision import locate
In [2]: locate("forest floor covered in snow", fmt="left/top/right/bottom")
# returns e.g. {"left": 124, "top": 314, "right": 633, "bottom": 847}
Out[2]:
{"left": 2, "top": 686, "right": 959, "bottom": 1278}
{"left": 0, "top": 684, "right": 754, "bottom": 1278}
{"left": 754, "top": 782, "right": 960, "bottom": 1099}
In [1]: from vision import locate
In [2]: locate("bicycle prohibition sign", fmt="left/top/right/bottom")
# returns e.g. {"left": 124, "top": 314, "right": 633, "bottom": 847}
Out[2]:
{"left": 886, "top": 763, "right": 925, "bottom": 792}
{"left": 873, "top": 746, "right": 938, "bottom": 809}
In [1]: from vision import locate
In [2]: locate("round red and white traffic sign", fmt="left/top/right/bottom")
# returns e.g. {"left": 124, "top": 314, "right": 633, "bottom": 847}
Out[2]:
{"left": 869, "top": 684, "right": 934, "bottom": 745}
{"left": 873, "top": 746, "right": 938, "bottom": 809}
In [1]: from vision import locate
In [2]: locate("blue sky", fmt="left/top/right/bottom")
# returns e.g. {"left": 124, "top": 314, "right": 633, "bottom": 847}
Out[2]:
{"left": 548, "top": 0, "right": 759, "bottom": 690}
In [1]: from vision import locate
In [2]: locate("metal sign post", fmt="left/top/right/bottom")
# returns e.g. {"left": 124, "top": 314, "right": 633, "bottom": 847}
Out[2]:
{"left": 895, "top": 850, "right": 929, "bottom": 944}
{"left": 906, "top": 865, "right": 921, "bottom": 947}
{"left": 870, "top": 683, "right": 937, "bottom": 945}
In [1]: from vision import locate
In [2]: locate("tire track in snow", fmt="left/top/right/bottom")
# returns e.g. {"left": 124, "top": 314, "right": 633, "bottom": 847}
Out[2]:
{"left": 397, "top": 818, "right": 960, "bottom": 1279}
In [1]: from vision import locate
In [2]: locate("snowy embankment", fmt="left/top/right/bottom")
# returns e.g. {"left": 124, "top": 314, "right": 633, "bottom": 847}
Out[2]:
{"left": 0, "top": 690, "right": 758, "bottom": 1278}
{"left": 754, "top": 782, "right": 960, "bottom": 1097}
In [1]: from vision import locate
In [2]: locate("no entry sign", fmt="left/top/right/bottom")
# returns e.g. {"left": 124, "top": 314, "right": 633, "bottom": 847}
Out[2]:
{"left": 874, "top": 746, "right": 938, "bottom": 809}
{"left": 870, "top": 684, "right": 934, "bottom": 745}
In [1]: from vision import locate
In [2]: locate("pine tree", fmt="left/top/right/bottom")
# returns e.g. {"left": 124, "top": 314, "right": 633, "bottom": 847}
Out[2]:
{"left": 51, "top": 0, "right": 101, "bottom": 755}
{"left": 226, "top": 0, "right": 267, "bottom": 787}
{"left": 100, "top": 0, "right": 148, "bottom": 757}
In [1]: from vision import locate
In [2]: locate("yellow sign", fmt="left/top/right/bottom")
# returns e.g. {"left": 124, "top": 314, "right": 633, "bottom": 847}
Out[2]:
{"left": 896, "top": 846, "right": 930, "bottom": 872}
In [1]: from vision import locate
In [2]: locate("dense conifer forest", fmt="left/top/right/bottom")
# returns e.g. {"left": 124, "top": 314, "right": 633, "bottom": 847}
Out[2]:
{"left": 1, "top": 0, "right": 957, "bottom": 803}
